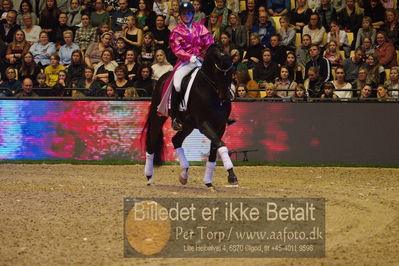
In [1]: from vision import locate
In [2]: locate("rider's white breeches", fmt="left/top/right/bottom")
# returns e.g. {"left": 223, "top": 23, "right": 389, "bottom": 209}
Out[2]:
{"left": 173, "top": 62, "right": 196, "bottom": 92}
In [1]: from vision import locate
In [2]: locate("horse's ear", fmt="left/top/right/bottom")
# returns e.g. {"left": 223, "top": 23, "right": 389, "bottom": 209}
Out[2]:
{"left": 206, "top": 44, "right": 220, "bottom": 55}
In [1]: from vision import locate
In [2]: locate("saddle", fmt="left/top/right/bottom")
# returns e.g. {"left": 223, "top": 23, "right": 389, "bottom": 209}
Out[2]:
{"left": 172, "top": 67, "right": 201, "bottom": 112}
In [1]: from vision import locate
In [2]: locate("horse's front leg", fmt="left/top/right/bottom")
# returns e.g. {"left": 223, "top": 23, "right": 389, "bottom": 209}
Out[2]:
{"left": 172, "top": 127, "right": 194, "bottom": 185}
{"left": 204, "top": 143, "right": 217, "bottom": 192}
{"left": 199, "top": 121, "right": 238, "bottom": 187}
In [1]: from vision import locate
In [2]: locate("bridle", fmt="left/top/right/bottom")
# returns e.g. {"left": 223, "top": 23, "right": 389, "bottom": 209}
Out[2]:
{"left": 214, "top": 63, "right": 234, "bottom": 76}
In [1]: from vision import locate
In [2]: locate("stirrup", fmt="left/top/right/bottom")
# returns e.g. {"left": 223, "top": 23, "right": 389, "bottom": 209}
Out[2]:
{"left": 172, "top": 118, "right": 183, "bottom": 131}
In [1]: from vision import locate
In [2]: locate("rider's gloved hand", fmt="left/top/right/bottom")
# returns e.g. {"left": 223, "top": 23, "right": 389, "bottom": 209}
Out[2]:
{"left": 190, "top": 55, "right": 197, "bottom": 64}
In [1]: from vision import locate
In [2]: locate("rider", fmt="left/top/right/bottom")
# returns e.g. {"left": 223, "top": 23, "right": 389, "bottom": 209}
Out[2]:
{"left": 168, "top": 1, "right": 214, "bottom": 131}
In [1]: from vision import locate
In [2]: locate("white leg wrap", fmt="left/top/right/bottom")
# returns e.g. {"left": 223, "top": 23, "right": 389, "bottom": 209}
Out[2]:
{"left": 144, "top": 152, "right": 154, "bottom": 176}
{"left": 218, "top": 146, "right": 233, "bottom": 170}
{"left": 204, "top": 161, "right": 216, "bottom": 184}
{"left": 176, "top": 147, "right": 189, "bottom": 170}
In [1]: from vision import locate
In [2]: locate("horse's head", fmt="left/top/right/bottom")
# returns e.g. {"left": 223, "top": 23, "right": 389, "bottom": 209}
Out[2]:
{"left": 202, "top": 45, "right": 234, "bottom": 100}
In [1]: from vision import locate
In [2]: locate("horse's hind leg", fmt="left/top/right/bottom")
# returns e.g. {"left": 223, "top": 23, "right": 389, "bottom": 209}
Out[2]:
{"left": 199, "top": 121, "right": 238, "bottom": 187}
{"left": 203, "top": 143, "right": 217, "bottom": 192}
{"left": 172, "top": 127, "right": 194, "bottom": 185}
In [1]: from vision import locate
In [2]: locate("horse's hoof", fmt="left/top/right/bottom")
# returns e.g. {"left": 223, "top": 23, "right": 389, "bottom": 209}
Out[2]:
{"left": 146, "top": 176, "right": 154, "bottom": 186}
{"left": 206, "top": 183, "right": 217, "bottom": 192}
{"left": 179, "top": 169, "right": 188, "bottom": 185}
{"left": 228, "top": 176, "right": 239, "bottom": 186}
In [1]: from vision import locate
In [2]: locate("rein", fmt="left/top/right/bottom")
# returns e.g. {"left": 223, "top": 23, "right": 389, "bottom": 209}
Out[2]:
{"left": 214, "top": 63, "right": 234, "bottom": 76}
{"left": 199, "top": 61, "right": 233, "bottom": 101}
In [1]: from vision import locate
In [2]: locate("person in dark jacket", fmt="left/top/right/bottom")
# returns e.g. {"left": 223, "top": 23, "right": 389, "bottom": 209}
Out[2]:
{"left": 305, "top": 44, "right": 332, "bottom": 82}
{"left": 253, "top": 48, "right": 280, "bottom": 83}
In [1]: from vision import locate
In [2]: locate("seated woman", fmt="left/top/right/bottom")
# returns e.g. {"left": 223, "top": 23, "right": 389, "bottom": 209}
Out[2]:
{"left": 223, "top": 13, "right": 247, "bottom": 52}
{"left": 151, "top": 49, "right": 173, "bottom": 81}
{"left": 93, "top": 49, "right": 118, "bottom": 84}
{"left": 105, "top": 84, "right": 118, "bottom": 98}
{"left": 304, "top": 66, "right": 323, "bottom": 97}
{"left": 5, "top": 30, "right": 31, "bottom": 69}
{"left": 219, "top": 31, "right": 236, "bottom": 55}
{"left": 262, "top": 81, "right": 281, "bottom": 100}
{"left": 358, "top": 84, "right": 373, "bottom": 99}
{"left": 51, "top": 70, "right": 71, "bottom": 96}
{"left": 235, "top": 83, "right": 249, "bottom": 98}
{"left": 289, "top": 0, "right": 312, "bottom": 33}
{"left": 84, "top": 32, "right": 113, "bottom": 68}
{"left": 122, "top": 15, "right": 143, "bottom": 54}
{"left": 59, "top": 30, "right": 80, "bottom": 66}
{"left": 133, "top": 64, "right": 155, "bottom": 96}
{"left": 278, "top": 16, "right": 296, "bottom": 50}
{"left": 125, "top": 49, "right": 141, "bottom": 82}
{"left": 361, "top": 37, "right": 375, "bottom": 58}
{"left": 375, "top": 31, "right": 397, "bottom": 68}
{"left": 242, "top": 33, "right": 265, "bottom": 69}
{"left": 383, "top": 9, "right": 399, "bottom": 50}
{"left": 331, "top": 66, "right": 353, "bottom": 99}
{"left": 355, "top": 16, "right": 376, "bottom": 49}
{"left": 376, "top": 84, "right": 392, "bottom": 100}
{"left": 124, "top": 87, "right": 139, "bottom": 97}
{"left": 365, "top": 53, "right": 386, "bottom": 88}
{"left": 352, "top": 66, "right": 368, "bottom": 97}
{"left": 29, "top": 31, "right": 57, "bottom": 68}
{"left": 75, "top": 14, "right": 97, "bottom": 51}
{"left": 327, "top": 20, "right": 350, "bottom": 57}
{"left": 66, "top": 50, "right": 85, "bottom": 86}
{"left": 321, "top": 81, "right": 339, "bottom": 99}
{"left": 324, "top": 40, "right": 343, "bottom": 69}
{"left": 284, "top": 51, "right": 303, "bottom": 83}
{"left": 290, "top": 83, "right": 308, "bottom": 102}
{"left": 275, "top": 65, "right": 297, "bottom": 98}
{"left": 0, "top": 67, "right": 22, "bottom": 95}
{"left": 302, "top": 12, "right": 326, "bottom": 48}
{"left": 75, "top": 66, "right": 104, "bottom": 96}
{"left": 384, "top": 66, "right": 399, "bottom": 98}
{"left": 21, "top": 14, "right": 42, "bottom": 45}
{"left": 18, "top": 52, "right": 41, "bottom": 84}
{"left": 113, "top": 65, "right": 133, "bottom": 97}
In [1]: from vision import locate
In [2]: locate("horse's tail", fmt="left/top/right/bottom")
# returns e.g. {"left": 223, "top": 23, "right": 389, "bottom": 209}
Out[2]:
{"left": 141, "top": 72, "right": 171, "bottom": 166}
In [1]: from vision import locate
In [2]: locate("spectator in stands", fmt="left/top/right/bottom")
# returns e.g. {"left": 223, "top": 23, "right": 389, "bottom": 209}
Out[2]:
{"left": 22, "top": 14, "right": 41, "bottom": 44}
{"left": 165, "top": 0, "right": 179, "bottom": 31}
{"left": 67, "top": 49, "right": 85, "bottom": 86}
{"left": 134, "top": 0, "right": 156, "bottom": 32}
{"left": 111, "top": 0, "right": 133, "bottom": 33}
{"left": 151, "top": 49, "right": 173, "bottom": 81}
{"left": 91, "top": 0, "right": 110, "bottom": 28}
{"left": 320, "top": 81, "right": 339, "bottom": 99}
{"left": 105, "top": 84, "right": 118, "bottom": 97}
{"left": 331, "top": 0, "right": 347, "bottom": 13}
{"left": 0, "top": 10, "right": 20, "bottom": 44}
{"left": 291, "top": 83, "right": 308, "bottom": 101}
{"left": 0, "top": 0, "right": 12, "bottom": 20}
{"left": 355, "top": 16, "right": 376, "bottom": 48}
{"left": 364, "top": 0, "right": 385, "bottom": 29}
{"left": 240, "top": 0, "right": 257, "bottom": 31}
{"left": 125, "top": 49, "right": 140, "bottom": 81}
{"left": 361, "top": 36, "right": 375, "bottom": 57}
{"left": 285, "top": 51, "right": 304, "bottom": 83}
{"left": 39, "top": 0, "right": 61, "bottom": 42}
{"left": 5, "top": 29, "right": 30, "bottom": 69}
{"left": 358, "top": 84, "right": 372, "bottom": 98}
{"left": 51, "top": 70, "right": 71, "bottom": 96}
{"left": 253, "top": 48, "right": 280, "bottom": 83}
{"left": 278, "top": 16, "right": 296, "bottom": 51}
{"left": 251, "top": 11, "right": 275, "bottom": 48}
{"left": 332, "top": 66, "right": 353, "bottom": 98}
{"left": 296, "top": 33, "right": 312, "bottom": 68}
{"left": 303, "top": 13, "right": 326, "bottom": 47}
{"left": 236, "top": 69, "right": 260, "bottom": 98}
{"left": 84, "top": 31, "right": 113, "bottom": 67}
{"left": 29, "top": 31, "right": 57, "bottom": 68}
{"left": 267, "top": 0, "right": 290, "bottom": 17}
{"left": 193, "top": 0, "right": 206, "bottom": 24}
{"left": 336, "top": 0, "right": 363, "bottom": 46}
{"left": 207, "top": 12, "right": 222, "bottom": 42}
{"left": 328, "top": 20, "right": 350, "bottom": 57}
{"left": 324, "top": 40, "right": 344, "bottom": 69}
{"left": 305, "top": 44, "right": 332, "bottom": 82}
{"left": 93, "top": 49, "right": 118, "bottom": 83}
{"left": 270, "top": 34, "right": 288, "bottom": 66}
{"left": 219, "top": 31, "right": 236, "bottom": 54}
{"left": 36, "top": 72, "right": 48, "bottom": 90}
{"left": 212, "top": 0, "right": 232, "bottom": 27}
{"left": 262, "top": 82, "right": 281, "bottom": 99}
{"left": 75, "top": 66, "right": 104, "bottom": 96}
{"left": 152, "top": 15, "right": 170, "bottom": 52}
{"left": 17, "top": 0, "right": 37, "bottom": 28}
{"left": 235, "top": 83, "right": 248, "bottom": 98}
{"left": 67, "top": 0, "right": 82, "bottom": 29}
{"left": 242, "top": 32, "right": 264, "bottom": 69}
{"left": 124, "top": 87, "right": 139, "bottom": 97}
{"left": 384, "top": 66, "right": 399, "bottom": 97}
{"left": 18, "top": 52, "right": 41, "bottom": 83}
{"left": 113, "top": 65, "right": 133, "bottom": 97}
{"left": 365, "top": 53, "right": 385, "bottom": 88}
{"left": 15, "top": 77, "right": 38, "bottom": 97}
{"left": 231, "top": 49, "right": 246, "bottom": 71}
{"left": 316, "top": 0, "right": 336, "bottom": 32}
{"left": 343, "top": 47, "right": 365, "bottom": 83}
{"left": 0, "top": 67, "right": 22, "bottom": 95}
{"left": 304, "top": 66, "right": 323, "bottom": 96}
{"left": 139, "top": 31, "right": 155, "bottom": 64}
{"left": 113, "top": 37, "right": 126, "bottom": 65}
{"left": 59, "top": 30, "right": 79, "bottom": 66}
{"left": 122, "top": 15, "right": 143, "bottom": 54}
{"left": 133, "top": 64, "right": 155, "bottom": 96}
{"left": 275, "top": 65, "right": 297, "bottom": 97}
{"left": 54, "top": 12, "right": 72, "bottom": 48}
{"left": 75, "top": 14, "right": 97, "bottom": 51}
{"left": 352, "top": 66, "right": 368, "bottom": 95}
{"left": 104, "top": 0, "right": 120, "bottom": 13}
{"left": 375, "top": 31, "right": 397, "bottom": 67}
{"left": 383, "top": 9, "right": 399, "bottom": 49}
{"left": 223, "top": 13, "right": 247, "bottom": 52}
{"left": 376, "top": 84, "right": 391, "bottom": 100}
{"left": 44, "top": 53, "right": 66, "bottom": 87}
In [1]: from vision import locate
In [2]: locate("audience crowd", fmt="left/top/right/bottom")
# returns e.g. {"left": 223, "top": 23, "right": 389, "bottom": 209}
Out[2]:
{"left": 0, "top": 0, "right": 399, "bottom": 101}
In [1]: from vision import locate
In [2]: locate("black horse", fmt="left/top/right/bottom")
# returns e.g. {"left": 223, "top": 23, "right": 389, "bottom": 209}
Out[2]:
{"left": 143, "top": 46, "right": 238, "bottom": 191}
